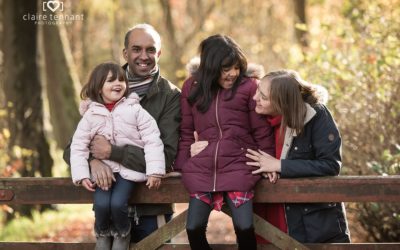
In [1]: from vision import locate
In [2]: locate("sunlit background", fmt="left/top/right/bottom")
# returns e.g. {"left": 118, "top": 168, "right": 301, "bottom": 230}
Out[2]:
{"left": 0, "top": 0, "right": 399, "bottom": 243}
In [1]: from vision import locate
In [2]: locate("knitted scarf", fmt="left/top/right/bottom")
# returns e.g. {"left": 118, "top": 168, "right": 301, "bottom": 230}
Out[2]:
{"left": 126, "top": 65, "right": 159, "bottom": 98}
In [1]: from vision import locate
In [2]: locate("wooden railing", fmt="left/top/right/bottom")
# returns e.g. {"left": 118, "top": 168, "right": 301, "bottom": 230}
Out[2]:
{"left": 0, "top": 176, "right": 399, "bottom": 250}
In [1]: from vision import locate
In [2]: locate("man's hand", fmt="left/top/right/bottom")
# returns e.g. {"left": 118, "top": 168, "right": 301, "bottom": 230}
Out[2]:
{"left": 190, "top": 131, "right": 208, "bottom": 157}
{"left": 90, "top": 135, "right": 112, "bottom": 160}
{"left": 90, "top": 159, "right": 115, "bottom": 191}
{"left": 146, "top": 176, "right": 161, "bottom": 190}
{"left": 81, "top": 178, "right": 96, "bottom": 192}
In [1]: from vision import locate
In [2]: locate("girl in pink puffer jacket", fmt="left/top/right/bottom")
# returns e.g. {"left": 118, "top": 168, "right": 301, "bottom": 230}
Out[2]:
{"left": 70, "top": 62, "right": 164, "bottom": 249}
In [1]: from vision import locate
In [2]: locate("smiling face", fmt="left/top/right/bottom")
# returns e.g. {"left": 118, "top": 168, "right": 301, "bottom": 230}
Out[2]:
{"left": 253, "top": 78, "right": 279, "bottom": 116}
{"left": 100, "top": 71, "right": 127, "bottom": 104}
{"left": 218, "top": 63, "right": 240, "bottom": 89}
{"left": 123, "top": 29, "right": 161, "bottom": 77}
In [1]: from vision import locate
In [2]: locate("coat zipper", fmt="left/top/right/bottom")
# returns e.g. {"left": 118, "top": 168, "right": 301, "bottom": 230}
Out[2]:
{"left": 213, "top": 90, "right": 222, "bottom": 191}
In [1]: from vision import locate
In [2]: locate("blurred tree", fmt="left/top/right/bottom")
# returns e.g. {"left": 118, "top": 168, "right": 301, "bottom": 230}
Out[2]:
{"left": 292, "top": 0, "right": 400, "bottom": 241}
{"left": 67, "top": 0, "right": 90, "bottom": 82}
{"left": 2, "top": 0, "right": 53, "bottom": 218}
{"left": 42, "top": 18, "right": 81, "bottom": 149}
{"left": 293, "top": 0, "right": 308, "bottom": 47}
{"left": 110, "top": 0, "right": 122, "bottom": 62}
{"left": 159, "top": 0, "right": 216, "bottom": 84}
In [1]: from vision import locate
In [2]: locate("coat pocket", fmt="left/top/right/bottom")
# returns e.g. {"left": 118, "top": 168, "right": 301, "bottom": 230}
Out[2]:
{"left": 289, "top": 142, "right": 314, "bottom": 159}
{"left": 302, "top": 203, "right": 346, "bottom": 242}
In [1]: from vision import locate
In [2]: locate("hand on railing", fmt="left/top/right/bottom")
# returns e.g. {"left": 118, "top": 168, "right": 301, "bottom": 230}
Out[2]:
{"left": 163, "top": 171, "right": 182, "bottom": 178}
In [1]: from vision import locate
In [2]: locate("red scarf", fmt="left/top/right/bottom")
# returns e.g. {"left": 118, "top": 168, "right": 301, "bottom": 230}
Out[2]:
{"left": 254, "top": 115, "right": 288, "bottom": 244}
{"left": 268, "top": 115, "right": 284, "bottom": 159}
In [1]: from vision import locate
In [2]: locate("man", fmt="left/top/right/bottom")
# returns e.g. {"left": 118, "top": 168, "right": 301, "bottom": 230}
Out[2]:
{"left": 64, "top": 23, "right": 181, "bottom": 243}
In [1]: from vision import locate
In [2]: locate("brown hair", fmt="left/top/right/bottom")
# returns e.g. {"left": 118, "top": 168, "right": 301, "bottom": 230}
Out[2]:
{"left": 80, "top": 62, "right": 129, "bottom": 104}
{"left": 263, "top": 70, "right": 318, "bottom": 136}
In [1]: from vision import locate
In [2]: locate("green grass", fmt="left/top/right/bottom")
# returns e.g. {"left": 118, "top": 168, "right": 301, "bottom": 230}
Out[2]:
{"left": 0, "top": 204, "right": 93, "bottom": 241}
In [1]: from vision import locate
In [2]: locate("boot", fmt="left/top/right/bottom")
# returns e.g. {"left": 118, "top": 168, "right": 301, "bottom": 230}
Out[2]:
{"left": 111, "top": 232, "right": 131, "bottom": 250}
{"left": 186, "top": 227, "right": 212, "bottom": 250}
{"left": 95, "top": 236, "right": 112, "bottom": 250}
{"left": 235, "top": 227, "right": 257, "bottom": 250}
{"left": 95, "top": 230, "right": 112, "bottom": 250}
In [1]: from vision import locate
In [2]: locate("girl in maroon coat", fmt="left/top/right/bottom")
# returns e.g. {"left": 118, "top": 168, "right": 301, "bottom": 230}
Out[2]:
{"left": 174, "top": 34, "right": 275, "bottom": 250}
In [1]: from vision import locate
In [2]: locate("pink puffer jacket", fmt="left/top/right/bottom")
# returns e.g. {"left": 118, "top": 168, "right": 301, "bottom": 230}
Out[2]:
{"left": 70, "top": 93, "right": 165, "bottom": 185}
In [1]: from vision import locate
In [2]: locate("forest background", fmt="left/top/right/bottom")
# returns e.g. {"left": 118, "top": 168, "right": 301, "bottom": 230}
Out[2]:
{"left": 0, "top": 0, "right": 399, "bottom": 243}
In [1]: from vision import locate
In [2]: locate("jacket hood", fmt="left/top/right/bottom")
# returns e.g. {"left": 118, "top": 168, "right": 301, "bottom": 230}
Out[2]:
{"left": 185, "top": 57, "right": 265, "bottom": 80}
{"left": 185, "top": 57, "right": 328, "bottom": 104}
{"left": 79, "top": 99, "right": 92, "bottom": 115}
{"left": 79, "top": 93, "right": 140, "bottom": 115}
{"left": 312, "top": 84, "right": 328, "bottom": 105}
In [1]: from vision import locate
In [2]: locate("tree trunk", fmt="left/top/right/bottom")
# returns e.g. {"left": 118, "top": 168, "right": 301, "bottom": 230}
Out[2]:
{"left": 111, "top": 0, "right": 121, "bottom": 62}
{"left": 159, "top": 0, "right": 216, "bottom": 85}
{"left": 42, "top": 20, "right": 81, "bottom": 149}
{"left": 2, "top": 0, "right": 53, "bottom": 218}
{"left": 293, "top": 0, "right": 308, "bottom": 47}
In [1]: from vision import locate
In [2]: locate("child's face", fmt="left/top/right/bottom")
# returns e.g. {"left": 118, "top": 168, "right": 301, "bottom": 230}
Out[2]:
{"left": 218, "top": 63, "right": 240, "bottom": 89}
{"left": 101, "top": 71, "right": 127, "bottom": 104}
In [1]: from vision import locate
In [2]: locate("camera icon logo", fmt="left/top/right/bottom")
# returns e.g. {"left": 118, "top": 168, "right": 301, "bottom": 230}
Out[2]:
{"left": 43, "top": 0, "right": 64, "bottom": 12}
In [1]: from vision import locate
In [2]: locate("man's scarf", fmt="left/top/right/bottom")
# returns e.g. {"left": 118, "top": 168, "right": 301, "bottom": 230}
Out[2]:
{"left": 126, "top": 65, "right": 159, "bottom": 98}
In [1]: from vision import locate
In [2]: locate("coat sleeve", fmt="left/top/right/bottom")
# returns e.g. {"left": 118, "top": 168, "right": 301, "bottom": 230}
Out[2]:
{"left": 281, "top": 105, "right": 342, "bottom": 178}
{"left": 157, "top": 87, "right": 181, "bottom": 172}
{"left": 70, "top": 117, "right": 92, "bottom": 185}
{"left": 247, "top": 80, "right": 275, "bottom": 156}
{"left": 173, "top": 79, "right": 195, "bottom": 171}
{"left": 135, "top": 105, "right": 166, "bottom": 176}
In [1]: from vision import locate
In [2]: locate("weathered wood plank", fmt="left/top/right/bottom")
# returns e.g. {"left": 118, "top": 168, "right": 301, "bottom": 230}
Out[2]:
{"left": 161, "top": 243, "right": 400, "bottom": 250}
{"left": 253, "top": 175, "right": 400, "bottom": 203}
{"left": 0, "top": 176, "right": 399, "bottom": 204}
{"left": 0, "top": 243, "right": 399, "bottom": 250}
{"left": 222, "top": 205, "right": 309, "bottom": 250}
{"left": 253, "top": 213, "right": 309, "bottom": 250}
{"left": 0, "top": 242, "right": 95, "bottom": 250}
{"left": 131, "top": 209, "right": 188, "bottom": 250}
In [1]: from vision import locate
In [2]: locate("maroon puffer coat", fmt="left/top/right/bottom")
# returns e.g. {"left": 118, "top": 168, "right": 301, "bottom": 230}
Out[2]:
{"left": 174, "top": 76, "right": 275, "bottom": 193}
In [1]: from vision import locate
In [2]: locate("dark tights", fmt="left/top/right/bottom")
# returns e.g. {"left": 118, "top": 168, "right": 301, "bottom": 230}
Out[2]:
{"left": 186, "top": 193, "right": 257, "bottom": 250}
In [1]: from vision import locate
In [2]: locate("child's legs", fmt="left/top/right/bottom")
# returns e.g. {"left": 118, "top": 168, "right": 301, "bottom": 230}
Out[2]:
{"left": 225, "top": 194, "right": 257, "bottom": 250}
{"left": 110, "top": 173, "right": 135, "bottom": 235}
{"left": 225, "top": 194, "right": 254, "bottom": 230}
{"left": 186, "top": 197, "right": 213, "bottom": 250}
{"left": 94, "top": 186, "right": 112, "bottom": 234}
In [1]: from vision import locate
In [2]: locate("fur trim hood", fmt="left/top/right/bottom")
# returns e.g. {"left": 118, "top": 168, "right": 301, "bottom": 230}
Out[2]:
{"left": 185, "top": 57, "right": 328, "bottom": 104}
{"left": 312, "top": 83, "right": 329, "bottom": 105}
{"left": 185, "top": 57, "right": 265, "bottom": 80}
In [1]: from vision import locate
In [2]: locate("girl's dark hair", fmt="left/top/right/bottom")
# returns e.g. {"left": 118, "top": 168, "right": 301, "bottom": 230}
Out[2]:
{"left": 188, "top": 34, "right": 248, "bottom": 113}
{"left": 264, "top": 70, "right": 318, "bottom": 136}
{"left": 80, "top": 62, "right": 129, "bottom": 104}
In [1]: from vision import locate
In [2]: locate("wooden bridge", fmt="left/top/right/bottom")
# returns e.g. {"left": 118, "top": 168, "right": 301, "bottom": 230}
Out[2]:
{"left": 0, "top": 176, "right": 399, "bottom": 249}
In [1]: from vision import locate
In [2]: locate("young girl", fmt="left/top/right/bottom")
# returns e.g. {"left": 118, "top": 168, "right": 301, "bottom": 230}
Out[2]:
{"left": 247, "top": 70, "right": 350, "bottom": 243}
{"left": 174, "top": 35, "right": 275, "bottom": 250}
{"left": 70, "top": 62, "right": 165, "bottom": 250}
